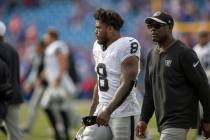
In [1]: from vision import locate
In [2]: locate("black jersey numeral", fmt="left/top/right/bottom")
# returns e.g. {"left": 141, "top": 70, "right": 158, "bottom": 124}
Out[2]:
{"left": 130, "top": 42, "right": 138, "bottom": 54}
{"left": 97, "top": 63, "right": 109, "bottom": 91}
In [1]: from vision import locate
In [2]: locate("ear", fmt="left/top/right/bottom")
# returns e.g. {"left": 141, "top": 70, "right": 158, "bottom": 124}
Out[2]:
{"left": 168, "top": 25, "right": 173, "bottom": 30}
{"left": 107, "top": 25, "right": 114, "bottom": 32}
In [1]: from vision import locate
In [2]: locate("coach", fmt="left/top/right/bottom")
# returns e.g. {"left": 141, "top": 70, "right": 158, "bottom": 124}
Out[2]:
{"left": 136, "top": 11, "right": 210, "bottom": 140}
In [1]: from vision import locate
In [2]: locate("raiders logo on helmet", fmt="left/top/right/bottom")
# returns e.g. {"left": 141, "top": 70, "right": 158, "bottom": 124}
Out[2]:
{"left": 82, "top": 116, "right": 97, "bottom": 126}
{"left": 74, "top": 116, "right": 97, "bottom": 140}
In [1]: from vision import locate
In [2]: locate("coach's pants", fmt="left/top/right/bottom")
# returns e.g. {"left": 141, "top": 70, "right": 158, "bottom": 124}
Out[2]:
{"left": 1, "top": 105, "right": 22, "bottom": 140}
{"left": 82, "top": 115, "right": 139, "bottom": 140}
{"left": 160, "top": 128, "right": 189, "bottom": 140}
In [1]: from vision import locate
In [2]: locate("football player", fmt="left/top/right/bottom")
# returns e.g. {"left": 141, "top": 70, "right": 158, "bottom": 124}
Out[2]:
{"left": 81, "top": 8, "right": 141, "bottom": 140}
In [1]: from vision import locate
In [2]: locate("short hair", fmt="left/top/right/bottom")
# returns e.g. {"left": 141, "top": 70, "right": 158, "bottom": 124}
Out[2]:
{"left": 47, "top": 28, "right": 59, "bottom": 40}
{"left": 94, "top": 8, "right": 124, "bottom": 31}
{"left": 199, "top": 31, "right": 209, "bottom": 38}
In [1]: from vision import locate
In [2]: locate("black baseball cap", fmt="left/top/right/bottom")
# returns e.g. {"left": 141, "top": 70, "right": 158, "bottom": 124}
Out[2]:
{"left": 145, "top": 11, "right": 174, "bottom": 26}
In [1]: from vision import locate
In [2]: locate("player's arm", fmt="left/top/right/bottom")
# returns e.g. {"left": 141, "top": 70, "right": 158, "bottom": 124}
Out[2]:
{"left": 56, "top": 49, "right": 68, "bottom": 84}
{"left": 89, "top": 82, "right": 99, "bottom": 116}
{"left": 105, "top": 55, "right": 139, "bottom": 115}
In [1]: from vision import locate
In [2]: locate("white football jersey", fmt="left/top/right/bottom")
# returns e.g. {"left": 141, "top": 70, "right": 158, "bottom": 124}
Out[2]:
{"left": 41, "top": 40, "right": 77, "bottom": 108}
{"left": 194, "top": 41, "right": 210, "bottom": 81}
{"left": 93, "top": 37, "right": 141, "bottom": 118}
{"left": 44, "top": 40, "right": 69, "bottom": 83}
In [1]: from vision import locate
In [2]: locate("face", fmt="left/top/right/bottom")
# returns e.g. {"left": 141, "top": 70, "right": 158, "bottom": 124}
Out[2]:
{"left": 146, "top": 21, "right": 170, "bottom": 43}
{"left": 198, "top": 33, "right": 210, "bottom": 46}
{"left": 43, "top": 33, "right": 52, "bottom": 46}
{"left": 95, "top": 20, "right": 109, "bottom": 45}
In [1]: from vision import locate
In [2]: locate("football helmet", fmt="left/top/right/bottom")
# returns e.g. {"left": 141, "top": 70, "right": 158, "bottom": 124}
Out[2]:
{"left": 74, "top": 126, "right": 85, "bottom": 140}
{"left": 74, "top": 116, "right": 97, "bottom": 140}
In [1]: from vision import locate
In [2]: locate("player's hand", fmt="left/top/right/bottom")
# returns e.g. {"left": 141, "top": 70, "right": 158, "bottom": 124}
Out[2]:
{"left": 203, "top": 122, "right": 210, "bottom": 139}
{"left": 34, "top": 79, "right": 41, "bottom": 87}
{"left": 52, "top": 78, "right": 61, "bottom": 87}
{"left": 23, "top": 83, "right": 33, "bottom": 94}
{"left": 96, "top": 110, "right": 110, "bottom": 126}
{"left": 135, "top": 121, "right": 148, "bottom": 138}
{"left": 81, "top": 119, "right": 85, "bottom": 127}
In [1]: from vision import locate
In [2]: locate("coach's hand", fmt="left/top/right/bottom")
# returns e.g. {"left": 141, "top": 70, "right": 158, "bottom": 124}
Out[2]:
{"left": 203, "top": 122, "right": 210, "bottom": 139}
{"left": 96, "top": 110, "right": 110, "bottom": 126}
{"left": 135, "top": 121, "right": 147, "bottom": 138}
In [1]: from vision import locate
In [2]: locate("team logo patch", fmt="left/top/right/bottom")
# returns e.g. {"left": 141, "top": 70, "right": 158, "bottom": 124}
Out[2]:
{"left": 153, "top": 11, "right": 161, "bottom": 16}
{"left": 165, "top": 59, "right": 172, "bottom": 67}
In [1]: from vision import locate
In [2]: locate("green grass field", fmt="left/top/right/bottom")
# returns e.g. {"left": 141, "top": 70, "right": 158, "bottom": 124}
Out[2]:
{"left": 0, "top": 100, "right": 200, "bottom": 140}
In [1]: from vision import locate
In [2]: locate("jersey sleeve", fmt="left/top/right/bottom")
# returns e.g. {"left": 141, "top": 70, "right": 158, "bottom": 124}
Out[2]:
{"left": 56, "top": 41, "right": 69, "bottom": 55}
{"left": 119, "top": 38, "right": 141, "bottom": 63}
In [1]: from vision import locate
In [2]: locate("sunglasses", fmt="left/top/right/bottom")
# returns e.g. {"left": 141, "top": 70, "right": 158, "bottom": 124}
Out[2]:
{"left": 147, "top": 24, "right": 166, "bottom": 29}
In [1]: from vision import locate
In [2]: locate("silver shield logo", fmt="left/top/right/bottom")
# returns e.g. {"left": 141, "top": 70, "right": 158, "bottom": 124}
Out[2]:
{"left": 153, "top": 11, "right": 161, "bottom": 16}
{"left": 165, "top": 59, "right": 172, "bottom": 67}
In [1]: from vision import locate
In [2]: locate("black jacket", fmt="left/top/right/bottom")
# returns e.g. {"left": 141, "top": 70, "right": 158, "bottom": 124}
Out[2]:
{"left": 0, "top": 41, "right": 22, "bottom": 104}
{"left": 140, "top": 40, "right": 210, "bottom": 132}
{"left": 0, "top": 58, "right": 11, "bottom": 119}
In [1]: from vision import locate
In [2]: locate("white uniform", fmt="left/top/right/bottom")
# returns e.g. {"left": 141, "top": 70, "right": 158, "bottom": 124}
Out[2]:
{"left": 41, "top": 40, "right": 76, "bottom": 108}
{"left": 82, "top": 37, "right": 141, "bottom": 140}
{"left": 194, "top": 41, "right": 210, "bottom": 82}
{"left": 44, "top": 40, "right": 69, "bottom": 83}
{"left": 93, "top": 37, "right": 141, "bottom": 118}
{"left": 41, "top": 40, "right": 79, "bottom": 140}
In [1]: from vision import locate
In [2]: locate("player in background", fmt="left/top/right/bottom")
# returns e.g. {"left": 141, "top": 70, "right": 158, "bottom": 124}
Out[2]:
{"left": 41, "top": 28, "right": 77, "bottom": 140}
{"left": 194, "top": 31, "right": 210, "bottom": 82}
{"left": 193, "top": 31, "right": 210, "bottom": 140}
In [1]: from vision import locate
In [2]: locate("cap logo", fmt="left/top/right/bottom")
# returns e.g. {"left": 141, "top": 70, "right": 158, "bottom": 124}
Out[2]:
{"left": 153, "top": 11, "right": 161, "bottom": 16}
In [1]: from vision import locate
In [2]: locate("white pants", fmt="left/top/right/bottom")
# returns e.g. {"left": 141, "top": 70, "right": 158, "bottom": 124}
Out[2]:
{"left": 160, "top": 128, "right": 189, "bottom": 140}
{"left": 82, "top": 115, "right": 139, "bottom": 140}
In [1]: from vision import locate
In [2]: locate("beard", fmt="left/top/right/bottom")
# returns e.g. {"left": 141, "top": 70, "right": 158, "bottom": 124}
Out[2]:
{"left": 97, "top": 38, "right": 108, "bottom": 46}
{"left": 152, "top": 35, "right": 166, "bottom": 44}
{"left": 97, "top": 39, "right": 108, "bottom": 51}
